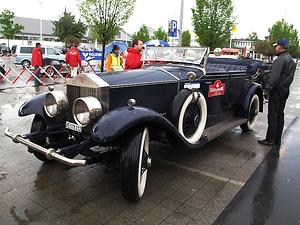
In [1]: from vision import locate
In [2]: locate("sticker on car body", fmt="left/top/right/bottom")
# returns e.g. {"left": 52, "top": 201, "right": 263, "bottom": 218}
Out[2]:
{"left": 208, "top": 80, "right": 225, "bottom": 97}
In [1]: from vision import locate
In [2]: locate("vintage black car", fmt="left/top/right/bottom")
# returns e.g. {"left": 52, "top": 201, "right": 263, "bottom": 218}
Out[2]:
{"left": 5, "top": 47, "right": 265, "bottom": 202}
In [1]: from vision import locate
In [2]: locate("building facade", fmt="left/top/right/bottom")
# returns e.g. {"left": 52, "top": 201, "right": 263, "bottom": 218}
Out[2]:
{"left": 0, "top": 16, "right": 132, "bottom": 48}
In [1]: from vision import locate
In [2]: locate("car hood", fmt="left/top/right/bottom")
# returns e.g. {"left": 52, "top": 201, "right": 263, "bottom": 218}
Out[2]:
{"left": 100, "top": 66, "right": 203, "bottom": 87}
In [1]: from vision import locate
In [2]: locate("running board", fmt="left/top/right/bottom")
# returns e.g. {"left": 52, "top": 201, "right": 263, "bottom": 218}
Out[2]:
{"left": 202, "top": 118, "right": 247, "bottom": 141}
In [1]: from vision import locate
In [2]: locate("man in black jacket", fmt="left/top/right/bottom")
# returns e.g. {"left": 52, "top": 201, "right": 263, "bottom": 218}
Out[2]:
{"left": 258, "top": 38, "right": 296, "bottom": 146}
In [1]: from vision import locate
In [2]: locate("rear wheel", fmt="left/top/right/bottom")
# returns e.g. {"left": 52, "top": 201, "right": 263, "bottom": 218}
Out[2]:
{"left": 121, "top": 127, "right": 151, "bottom": 202}
{"left": 241, "top": 94, "right": 260, "bottom": 132}
{"left": 28, "top": 115, "right": 51, "bottom": 162}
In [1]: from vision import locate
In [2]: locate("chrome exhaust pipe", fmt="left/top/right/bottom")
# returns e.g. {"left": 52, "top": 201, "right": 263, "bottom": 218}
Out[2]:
{"left": 4, "top": 128, "right": 87, "bottom": 167}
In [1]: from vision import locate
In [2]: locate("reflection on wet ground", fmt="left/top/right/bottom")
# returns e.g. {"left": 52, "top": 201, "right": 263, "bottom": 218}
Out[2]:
{"left": 214, "top": 118, "right": 300, "bottom": 225}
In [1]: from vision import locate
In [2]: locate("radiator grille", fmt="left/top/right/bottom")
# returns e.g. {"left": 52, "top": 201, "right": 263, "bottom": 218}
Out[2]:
{"left": 66, "top": 85, "right": 109, "bottom": 130}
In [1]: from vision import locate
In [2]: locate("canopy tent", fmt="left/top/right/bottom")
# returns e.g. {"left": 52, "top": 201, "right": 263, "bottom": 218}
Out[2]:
{"left": 144, "top": 39, "right": 170, "bottom": 47}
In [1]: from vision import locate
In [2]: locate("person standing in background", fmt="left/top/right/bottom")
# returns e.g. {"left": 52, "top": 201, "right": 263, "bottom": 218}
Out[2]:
{"left": 65, "top": 45, "right": 82, "bottom": 77}
{"left": 125, "top": 39, "right": 144, "bottom": 70}
{"left": 258, "top": 38, "right": 296, "bottom": 146}
{"left": 106, "top": 45, "right": 123, "bottom": 72}
{"left": 31, "top": 42, "right": 43, "bottom": 85}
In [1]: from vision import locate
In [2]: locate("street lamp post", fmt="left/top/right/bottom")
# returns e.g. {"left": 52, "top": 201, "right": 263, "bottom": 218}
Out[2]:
{"left": 39, "top": 1, "right": 43, "bottom": 42}
{"left": 178, "top": 0, "right": 184, "bottom": 46}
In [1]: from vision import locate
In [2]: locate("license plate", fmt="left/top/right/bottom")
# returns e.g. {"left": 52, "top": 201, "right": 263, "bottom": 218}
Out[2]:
{"left": 65, "top": 121, "right": 82, "bottom": 133}
{"left": 184, "top": 83, "right": 200, "bottom": 89}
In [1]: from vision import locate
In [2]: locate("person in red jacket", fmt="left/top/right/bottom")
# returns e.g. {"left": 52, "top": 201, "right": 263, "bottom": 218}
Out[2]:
{"left": 31, "top": 42, "right": 43, "bottom": 85}
{"left": 125, "top": 39, "right": 144, "bottom": 70}
{"left": 65, "top": 45, "right": 82, "bottom": 77}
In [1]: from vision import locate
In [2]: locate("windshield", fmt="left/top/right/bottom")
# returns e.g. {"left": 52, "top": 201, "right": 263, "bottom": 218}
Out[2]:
{"left": 142, "top": 47, "right": 207, "bottom": 65}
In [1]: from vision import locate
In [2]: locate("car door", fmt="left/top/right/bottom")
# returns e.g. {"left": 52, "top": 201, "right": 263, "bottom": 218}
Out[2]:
{"left": 201, "top": 72, "right": 231, "bottom": 114}
{"left": 228, "top": 68, "right": 252, "bottom": 109}
{"left": 199, "top": 70, "right": 232, "bottom": 126}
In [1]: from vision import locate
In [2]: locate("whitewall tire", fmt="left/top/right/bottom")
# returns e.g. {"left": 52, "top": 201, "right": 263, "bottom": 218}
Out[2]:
{"left": 171, "top": 90, "right": 207, "bottom": 144}
{"left": 241, "top": 94, "right": 260, "bottom": 131}
{"left": 121, "top": 127, "right": 150, "bottom": 202}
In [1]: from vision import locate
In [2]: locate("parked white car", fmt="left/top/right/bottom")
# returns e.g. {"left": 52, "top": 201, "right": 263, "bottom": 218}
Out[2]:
{"left": 14, "top": 45, "right": 65, "bottom": 67}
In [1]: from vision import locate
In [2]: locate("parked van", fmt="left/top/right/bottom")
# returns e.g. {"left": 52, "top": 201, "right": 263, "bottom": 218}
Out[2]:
{"left": 14, "top": 45, "right": 65, "bottom": 67}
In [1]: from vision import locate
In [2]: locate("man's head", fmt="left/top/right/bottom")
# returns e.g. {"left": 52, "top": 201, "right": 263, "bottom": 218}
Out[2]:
{"left": 112, "top": 45, "right": 120, "bottom": 55}
{"left": 273, "top": 38, "right": 289, "bottom": 54}
{"left": 36, "top": 42, "right": 41, "bottom": 48}
{"left": 132, "top": 39, "right": 144, "bottom": 51}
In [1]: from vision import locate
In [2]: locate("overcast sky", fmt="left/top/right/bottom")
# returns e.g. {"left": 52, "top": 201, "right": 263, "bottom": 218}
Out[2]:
{"left": 1, "top": 0, "right": 300, "bottom": 39}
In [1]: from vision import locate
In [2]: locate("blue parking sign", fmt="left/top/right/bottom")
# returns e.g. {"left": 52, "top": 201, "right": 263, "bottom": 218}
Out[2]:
{"left": 168, "top": 20, "right": 177, "bottom": 37}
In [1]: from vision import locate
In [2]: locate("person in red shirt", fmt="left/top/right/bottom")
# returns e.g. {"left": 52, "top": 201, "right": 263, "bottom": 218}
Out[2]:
{"left": 31, "top": 42, "right": 43, "bottom": 85}
{"left": 65, "top": 45, "right": 82, "bottom": 77}
{"left": 125, "top": 39, "right": 144, "bottom": 70}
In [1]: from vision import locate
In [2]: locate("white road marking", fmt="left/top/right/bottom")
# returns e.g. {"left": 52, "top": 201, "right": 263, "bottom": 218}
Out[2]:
{"left": 155, "top": 158, "right": 245, "bottom": 187}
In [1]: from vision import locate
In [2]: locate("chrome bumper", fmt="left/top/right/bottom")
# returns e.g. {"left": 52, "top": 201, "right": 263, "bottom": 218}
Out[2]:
{"left": 4, "top": 128, "right": 87, "bottom": 167}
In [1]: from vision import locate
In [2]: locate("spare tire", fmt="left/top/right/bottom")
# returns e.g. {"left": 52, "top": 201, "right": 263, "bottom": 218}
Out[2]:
{"left": 169, "top": 89, "right": 207, "bottom": 144}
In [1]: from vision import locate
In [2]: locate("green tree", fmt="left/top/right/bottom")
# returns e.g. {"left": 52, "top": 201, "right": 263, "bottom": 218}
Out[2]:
{"left": 268, "top": 19, "right": 299, "bottom": 57}
{"left": 132, "top": 24, "right": 150, "bottom": 42}
{"left": 192, "top": 0, "right": 234, "bottom": 49}
{"left": 293, "top": 47, "right": 300, "bottom": 59}
{"left": 255, "top": 39, "right": 275, "bottom": 58}
{"left": 181, "top": 30, "right": 191, "bottom": 47}
{"left": 152, "top": 27, "right": 168, "bottom": 41}
{"left": 0, "top": 9, "right": 24, "bottom": 47}
{"left": 53, "top": 9, "right": 87, "bottom": 47}
{"left": 79, "top": 0, "right": 135, "bottom": 72}
{"left": 248, "top": 32, "right": 258, "bottom": 41}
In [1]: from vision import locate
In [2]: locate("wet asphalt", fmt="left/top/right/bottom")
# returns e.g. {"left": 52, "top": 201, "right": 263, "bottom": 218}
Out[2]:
{"left": 0, "top": 57, "right": 300, "bottom": 224}
{"left": 214, "top": 117, "right": 300, "bottom": 225}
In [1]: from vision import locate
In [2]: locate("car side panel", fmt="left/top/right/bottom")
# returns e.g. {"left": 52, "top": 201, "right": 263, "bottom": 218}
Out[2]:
{"left": 228, "top": 72, "right": 252, "bottom": 109}
{"left": 109, "top": 83, "right": 178, "bottom": 113}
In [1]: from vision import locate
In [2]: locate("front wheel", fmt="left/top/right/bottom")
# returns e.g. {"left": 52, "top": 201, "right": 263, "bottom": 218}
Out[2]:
{"left": 121, "top": 127, "right": 151, "bottom": 202}
{"left": 29, "top": 115, "right": 51, "bottom": 162}
{"left": 241, "top": 94, "right": 260, "bottom": 132}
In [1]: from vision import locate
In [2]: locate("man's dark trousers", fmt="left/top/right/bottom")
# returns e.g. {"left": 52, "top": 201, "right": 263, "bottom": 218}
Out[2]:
{"left": 34, "top": 66, "right": 41, "bottom": 86}
{"left": 266, "top": 91, "right": 288, "bottom": 144}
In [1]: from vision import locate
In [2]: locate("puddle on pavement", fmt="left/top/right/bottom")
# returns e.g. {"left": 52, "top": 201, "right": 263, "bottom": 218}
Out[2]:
{"left": 9, "top": 205, "right": 35, "bottom": 225}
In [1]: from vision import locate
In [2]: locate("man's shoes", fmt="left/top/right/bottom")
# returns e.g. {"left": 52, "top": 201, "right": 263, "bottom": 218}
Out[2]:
{"left": 258, "top": 139, "right": 274, "bottom": 146}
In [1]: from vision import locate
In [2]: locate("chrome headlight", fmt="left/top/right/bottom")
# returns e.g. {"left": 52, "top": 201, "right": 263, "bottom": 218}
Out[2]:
{"left": 73, "top": 97, "right": 102, "bottom": 127}
{"left": 44, "top": 91, "right": 68, "bottom": 117}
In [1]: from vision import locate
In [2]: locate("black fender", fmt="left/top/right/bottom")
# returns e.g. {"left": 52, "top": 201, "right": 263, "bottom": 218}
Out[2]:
{"left": 236, "top": 83, "right": 263, "bottom": 118}
{"left": 91, "top": 106, "right": 208, "bottom": 149}
{"left": 18, "top": 93, "right": 64, "bottom": 127}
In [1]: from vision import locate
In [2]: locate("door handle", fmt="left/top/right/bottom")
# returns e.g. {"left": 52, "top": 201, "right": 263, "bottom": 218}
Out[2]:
{"left": 204, "top": 81, "right": 213, "bottom": 84}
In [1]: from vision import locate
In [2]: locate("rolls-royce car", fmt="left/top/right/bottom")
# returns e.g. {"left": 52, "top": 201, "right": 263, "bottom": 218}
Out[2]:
{"left": 5, "top": 47, "right": 265, "bottom": 202}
